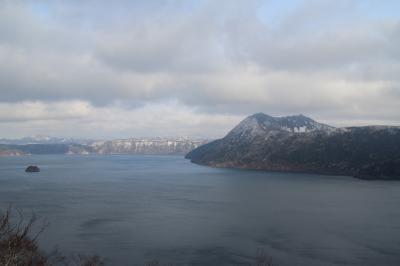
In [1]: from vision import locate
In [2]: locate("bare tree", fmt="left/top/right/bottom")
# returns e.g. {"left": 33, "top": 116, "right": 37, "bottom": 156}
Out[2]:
{"left": 0, "top": 206, "right": 102, "bottom": 266}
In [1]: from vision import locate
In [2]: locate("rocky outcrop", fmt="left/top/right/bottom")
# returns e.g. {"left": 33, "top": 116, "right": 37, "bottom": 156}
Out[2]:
{"left": 186, "top": 113, "right": 400, "bottom": 180}
{"left": 25, "top": 165, "right": 40, "bottom": 172}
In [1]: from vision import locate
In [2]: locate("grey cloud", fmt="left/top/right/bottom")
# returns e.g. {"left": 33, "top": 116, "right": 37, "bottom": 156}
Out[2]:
{"left": 0, "top": 0, "right": 399, "bottom": 137}
{"left": 224, "top": 19, "right": 392, "bottom": 72}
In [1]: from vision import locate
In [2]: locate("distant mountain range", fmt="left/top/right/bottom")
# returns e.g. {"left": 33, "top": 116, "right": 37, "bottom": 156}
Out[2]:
{"left": 0, "top": 135, "right": 91, "bottom": 145}
{"left": 0, "top": 137, "right": 208, "bottom": 156}
{"left": 90, "top": 138, "right": 207, "bottom": 155}
{"left": 186, "top": 113, "right": 400, "bottom": 180}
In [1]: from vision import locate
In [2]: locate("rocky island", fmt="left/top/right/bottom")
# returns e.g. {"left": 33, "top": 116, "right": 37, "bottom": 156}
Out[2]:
{"left": 186, "top": 113, "right": 400, "bottom": 180}
{"left": 25, "top": 165, "right": 40, "bottom": 172}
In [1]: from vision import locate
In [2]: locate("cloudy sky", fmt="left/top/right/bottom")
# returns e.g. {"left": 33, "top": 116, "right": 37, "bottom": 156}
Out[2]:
{"left": 0, "top": 0, "right": 399, "bottom": 139}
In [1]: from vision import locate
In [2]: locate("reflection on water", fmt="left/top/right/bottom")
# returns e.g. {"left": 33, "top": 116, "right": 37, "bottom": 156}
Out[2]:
{"left": 1, "top": 155, "right": 400, "bottom": 265}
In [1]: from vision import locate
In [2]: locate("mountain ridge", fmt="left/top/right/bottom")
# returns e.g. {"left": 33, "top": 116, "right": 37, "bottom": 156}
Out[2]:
{"left": 0, "top": 138, "right": 209, "bottom": 156}
{"left": 186, "top": 113, "right": 400, "bottom": 180}
{"left": 225, "top": 113, "right": 334, "bottom": 142}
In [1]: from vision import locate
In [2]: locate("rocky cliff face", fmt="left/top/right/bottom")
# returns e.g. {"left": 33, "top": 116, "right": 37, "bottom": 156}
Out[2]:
{"left": 90, "top": 138, "right": 207, "bottom": 155}
{"left": 0, "top": 149, "right": 25, "bottom": 156}
{"left": 0, "top": 138, "right": 208, "bottom": 156}
{"left": 186, "top": 113, "right": 400, "bottom": 180}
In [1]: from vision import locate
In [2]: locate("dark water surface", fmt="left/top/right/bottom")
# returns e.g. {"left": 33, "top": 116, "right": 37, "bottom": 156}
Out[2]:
{"left": 1, "top": 155, "right": 400, "bottom": 265}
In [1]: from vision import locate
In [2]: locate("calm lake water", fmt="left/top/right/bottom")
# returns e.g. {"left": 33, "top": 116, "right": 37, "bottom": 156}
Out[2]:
{"left": 1, "top": 155, "right": 400, "bottom": 266}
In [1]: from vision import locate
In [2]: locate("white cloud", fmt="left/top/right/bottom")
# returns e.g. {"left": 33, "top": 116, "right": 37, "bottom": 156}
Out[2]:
{"left": 0, "top": 100, "right": 243, "bottom": 139}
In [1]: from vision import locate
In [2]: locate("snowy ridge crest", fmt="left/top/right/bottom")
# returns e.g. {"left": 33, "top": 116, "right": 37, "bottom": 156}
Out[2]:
{"left": 227, "top": 113, "right": 334, "bottom": 140}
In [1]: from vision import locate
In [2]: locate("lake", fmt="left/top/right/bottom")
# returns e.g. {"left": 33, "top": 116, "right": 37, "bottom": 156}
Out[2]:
{"left": 1, "top": 155, "right": 400, "bottom": 265}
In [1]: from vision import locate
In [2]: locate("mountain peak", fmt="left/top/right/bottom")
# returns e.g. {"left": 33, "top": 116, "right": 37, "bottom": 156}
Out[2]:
{"left": 251, "top": 113, "right": 333, "bottom": 132}
{"left": 249, "top": 112, "right": 271, "bottom": 119}
{"left": 226, "top": 113, "right": 334, "bottom": 140}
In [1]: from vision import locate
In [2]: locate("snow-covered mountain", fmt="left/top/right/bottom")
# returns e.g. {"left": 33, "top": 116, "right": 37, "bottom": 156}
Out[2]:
{"left": 0, "top": 137, "right": 209, "bottom": 156}
{"left": 91, "top": 138, "right": 208, "bottom": 155}
{"left": 226, "top": 113, "right": 334, "bottom": 140}
{"left": 186, "top": 113, "right": 400, "bottom": 180}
